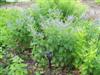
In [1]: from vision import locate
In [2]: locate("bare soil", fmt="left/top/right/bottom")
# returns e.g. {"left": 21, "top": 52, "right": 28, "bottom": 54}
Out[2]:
{"left": 0, "top": 2, "right": 33, "bottom": 9}
{"left": 81, "top": 0, "right": 100, "bottom": 20}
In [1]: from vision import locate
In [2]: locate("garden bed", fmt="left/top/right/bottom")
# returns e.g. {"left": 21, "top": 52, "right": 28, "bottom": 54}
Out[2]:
{"left": 0, "top": 0, "right": 100, "bottom": 75}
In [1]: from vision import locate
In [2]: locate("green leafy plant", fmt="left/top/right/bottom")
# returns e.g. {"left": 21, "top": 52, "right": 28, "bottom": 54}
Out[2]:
{"left": 5, "top": 11, "right": 35, "bottom": 51}
{"left": 0, "top": 9, "right": 21, "bottom": 47}
{"left": 31, "top": 16, "right": 100, "bottom": 74}
{"left": 95, "top": 0, "right": 100, "bottom": 4}
{"left": 36, "top": 0, "right": 86, "bottom": 17}
{"left": 0, "top": 47, "right": 4, "bottom": 75}
{"left": 7, "top": 56, "right": 27, "bottom": 75}
{"left": 93, "top": 55, "right": 100, "bottom": 75}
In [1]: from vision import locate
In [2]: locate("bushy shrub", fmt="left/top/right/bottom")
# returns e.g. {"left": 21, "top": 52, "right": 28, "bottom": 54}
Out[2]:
{"left": 31, "top": 14, "right": 100, "bottom": 74}
{"left": 0, "top": 9, "right": 21, "bottom": 47}
{"left": 6, "top": 13, "right": 34, "bottom": 51}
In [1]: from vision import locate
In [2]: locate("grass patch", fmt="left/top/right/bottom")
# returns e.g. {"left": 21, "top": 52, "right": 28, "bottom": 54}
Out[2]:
{"left": 95, "top": 0, "right": 100, "bottom": 4}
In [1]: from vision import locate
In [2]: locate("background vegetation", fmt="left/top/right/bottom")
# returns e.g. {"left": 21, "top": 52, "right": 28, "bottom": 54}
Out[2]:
{"left": 95, "top": 0, "right": 100, "bottom": 4}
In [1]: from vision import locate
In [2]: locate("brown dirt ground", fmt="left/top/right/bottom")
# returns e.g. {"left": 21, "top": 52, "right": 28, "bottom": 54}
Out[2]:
{"left": 0, "top": 2, "right": 33, "bottom": 9}
{"left": 81, "top": 0, "right": 100, "bottom": 20}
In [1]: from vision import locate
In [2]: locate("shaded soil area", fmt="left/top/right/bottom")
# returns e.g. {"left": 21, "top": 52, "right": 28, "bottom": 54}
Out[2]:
{"left": 81, "top": 0, "right": 100, "bottom": 20}
{"left": 0, "top": 2, "right": 34, "bottom": 9}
